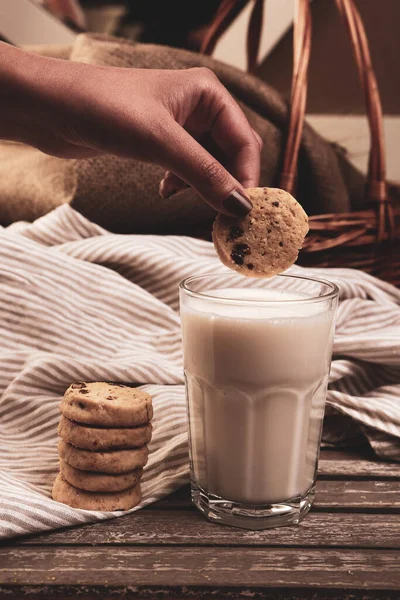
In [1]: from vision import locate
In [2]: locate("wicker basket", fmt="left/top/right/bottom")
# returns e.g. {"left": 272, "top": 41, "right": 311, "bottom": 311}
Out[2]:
{"left": 201, "top": 0, "right": 400, "bottom": 286}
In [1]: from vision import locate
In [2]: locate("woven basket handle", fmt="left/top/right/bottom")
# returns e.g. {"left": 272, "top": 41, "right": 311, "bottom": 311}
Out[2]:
{"left": 201, "top": 0, "right": 393, "bottom": 240}
{"left": 334, "top": 0, "right": 392, "bottom": 239}
{"left": 200, "top": 0, "right": 264, "bottom": 73}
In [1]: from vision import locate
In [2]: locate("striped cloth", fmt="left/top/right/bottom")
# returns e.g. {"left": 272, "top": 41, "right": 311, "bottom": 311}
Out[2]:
{"left": 1, "top": 205, "right": 399, "bottom": 539}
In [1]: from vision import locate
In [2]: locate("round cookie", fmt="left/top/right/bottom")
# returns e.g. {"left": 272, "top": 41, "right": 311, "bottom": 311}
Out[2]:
{"left": 58, "top": 415, "right": 152, "bottom": 451}
{"left": 60, "top": 382, "right": 153, "bottom": 427}
{"left": 58, "top": 440, "right": 149, "bottom": 474}
{"left": 60, "top": 459, "right": 143, "bottom": 492}
{"left": 213, "top": 187, "right": 309, "bottom": 278}
{"left": 52, "top": 474, "right": 141, "bottom": 511}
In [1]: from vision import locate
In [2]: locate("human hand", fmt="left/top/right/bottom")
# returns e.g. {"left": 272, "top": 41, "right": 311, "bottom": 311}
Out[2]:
{"left": 4, "top": 47, "right": 262, "bottom": 216}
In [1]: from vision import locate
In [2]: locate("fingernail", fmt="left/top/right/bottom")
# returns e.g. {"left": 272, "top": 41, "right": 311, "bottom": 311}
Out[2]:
{"left": 159, "top": 179, "right": 176, "bottom": 199}
{"left": 159, "top": 178, "right": 189, "bottom": 200}
{"left": 223, "top": 190, "right": 253, "bottom": 217}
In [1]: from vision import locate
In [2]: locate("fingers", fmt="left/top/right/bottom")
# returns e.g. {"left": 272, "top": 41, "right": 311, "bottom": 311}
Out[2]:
{"left": 158, "top": 75, "right": 264, "bottom": 209}
{"left": 183, "top": 68, "right": 262, "bottom": 190}
{"left": 159, "top": 122, "right": 252, "bottom": 216}
{"left": 252, "top": 128, "right": 263, "bottom": 152}
{"left": 159, "top": 128, "right": 263, "bottom": 204}
{"left": 208, "top": 99, "right": 261, "bottom": 189}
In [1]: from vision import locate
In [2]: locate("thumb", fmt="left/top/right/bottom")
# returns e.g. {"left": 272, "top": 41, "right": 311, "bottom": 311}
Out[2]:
{"left": 162, "top": 124, "right": 253, "bottom": 217}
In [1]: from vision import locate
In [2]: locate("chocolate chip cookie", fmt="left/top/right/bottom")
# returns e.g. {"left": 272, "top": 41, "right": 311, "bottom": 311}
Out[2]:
{"left": 58, "top": 440, "right": 149, "bottom": 474}
{"left": 60, "top": 382, "right": 153, "bottom": 427}
{"left": 213, "top": 187, "right": 309, "bottom": 277}
{"left": 52, "top": 473, "right": 141, "bottom": 511}
{"left": 59, "top": 459, "right": 143, "bottom": 492}
{"left": 58, "top": 415, "right": 152, "bottom": 451}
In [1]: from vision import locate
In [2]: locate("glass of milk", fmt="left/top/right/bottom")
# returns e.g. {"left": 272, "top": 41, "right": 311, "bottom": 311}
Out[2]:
{"left": 179, "top": 272, "right": 338, "bottom": 530}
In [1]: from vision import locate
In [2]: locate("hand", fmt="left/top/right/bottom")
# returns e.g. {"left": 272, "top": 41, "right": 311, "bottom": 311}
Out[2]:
{"left": 2, "top": 45, "right": 262, "bottom": 216}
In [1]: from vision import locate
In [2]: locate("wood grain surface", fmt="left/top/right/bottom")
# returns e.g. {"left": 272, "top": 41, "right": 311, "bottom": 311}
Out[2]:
{"left": 15, "top": 511, "right": 400, "bottom": 548}
{"left": 151, "top": 480, "right": 400, "bottom": 510}
{"left": 0, "top": 448, "right": 399, "bottom": 599}
{"left": 1, "top": 547, "right": 399, "bottom": 589}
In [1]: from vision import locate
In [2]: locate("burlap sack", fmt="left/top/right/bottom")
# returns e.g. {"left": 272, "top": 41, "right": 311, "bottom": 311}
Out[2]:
{"left": 0, "top": 34, "right": 366, "bottom": 234}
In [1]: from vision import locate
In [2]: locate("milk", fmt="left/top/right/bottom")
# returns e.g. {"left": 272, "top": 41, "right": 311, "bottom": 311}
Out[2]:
{"left": 181, "top": 287, "right": 335, "bottom": 505}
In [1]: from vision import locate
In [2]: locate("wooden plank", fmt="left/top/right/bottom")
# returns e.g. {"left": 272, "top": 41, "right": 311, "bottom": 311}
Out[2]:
{"left": 0, "top": 547, "right": 399, "bottom": 590}
{"left": 1, "top": 587, "right": 399, "bottom": 600}
{"left": 151, "top": 480, "right": 400, "bottom": 511}
{"left": 314, "top": 480, "right": 400, "bottom": 510}
{"left": 0, "top": 589, "right": 399, "bottom": 600}
{"left": 318, "top": 451, "right": 400, "bottom": 479}
{"left": 14, "top": 511, "right": 400, "bottom": 548}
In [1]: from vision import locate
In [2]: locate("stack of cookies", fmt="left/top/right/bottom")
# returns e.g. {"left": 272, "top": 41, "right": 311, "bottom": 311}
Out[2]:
{"left": 52, "top": 382, "right": 153, "bottom": 511}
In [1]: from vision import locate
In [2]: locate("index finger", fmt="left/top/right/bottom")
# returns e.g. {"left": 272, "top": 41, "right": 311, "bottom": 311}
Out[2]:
{"left": 208, "top": 86, "right": 261, "bottom": 188}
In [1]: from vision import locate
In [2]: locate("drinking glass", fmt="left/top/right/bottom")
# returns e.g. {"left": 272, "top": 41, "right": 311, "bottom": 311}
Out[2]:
{"left": 179, "top": 272, "right": 338, "bottom": 530}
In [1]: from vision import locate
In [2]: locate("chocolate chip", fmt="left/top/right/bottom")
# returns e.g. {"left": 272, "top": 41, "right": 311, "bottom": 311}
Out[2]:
{"left": 231, "top": 251, "right": 244, "bottom": 265}
{"left": 272, "top": 201, "right": 279, "bottom": 207}
{"left": 247, "top": 263, "right": 254, "bottom": 270}
{"left": 231, "top": 242, "right": 252, "bottom": 266}
{"left": 80, "top": 389, "right": 89, "bottom": 395}
{"left": 234, "top": 243, "right": 251, "bottom": 255}
{"left": 279, "top": 241, "right": 284, "bottom": 247}
{"left": 78, "top": 402, "right": 86, "bottom": 410}
{"left": 267, "top": 229, "right": 272, "bottom": 234}
{"left": 71, "top": 382, "right": 86, "bottom": 390}
{"left": 227, "top": 226, "right": 244, "bottom": 242}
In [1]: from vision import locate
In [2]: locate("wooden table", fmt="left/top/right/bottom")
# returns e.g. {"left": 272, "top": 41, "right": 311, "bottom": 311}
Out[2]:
{"left": 1, "top": 447, "right": 399, "bottom": 599}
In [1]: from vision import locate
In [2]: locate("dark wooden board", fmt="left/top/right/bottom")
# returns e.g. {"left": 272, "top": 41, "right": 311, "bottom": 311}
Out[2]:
{"left": 150, "top": 480, "right": 400, "bottom": 511}
{"left": 1, "top": 587, "right": 399, "bottom": 600}
{"left": 0, "top": 547, "right": 399, "bottom": 590}
{"left": 314, "top": 479, "right": 400, "bottom": 509}
{"left": 11, "top": 511, "right": 400, "bottom": 549}
{"left": 1, "top": 449, "right": 398, "bottom": 599}
{"left": 318, "top": 451, "right": 400, "bottom": 479}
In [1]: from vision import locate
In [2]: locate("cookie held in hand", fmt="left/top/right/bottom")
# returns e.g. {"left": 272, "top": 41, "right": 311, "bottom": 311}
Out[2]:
{"left": 213, "top": 187, "right": 309, "bottom": 278}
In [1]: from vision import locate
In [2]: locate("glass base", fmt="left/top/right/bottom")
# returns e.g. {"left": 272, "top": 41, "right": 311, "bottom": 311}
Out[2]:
{"left": 191, "top": 481, "right": 315, "bottom": 530}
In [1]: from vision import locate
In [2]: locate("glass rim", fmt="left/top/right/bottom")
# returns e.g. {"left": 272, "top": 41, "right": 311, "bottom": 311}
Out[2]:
{"left": 179, "top": 273, "right": 339, "bottom": 306}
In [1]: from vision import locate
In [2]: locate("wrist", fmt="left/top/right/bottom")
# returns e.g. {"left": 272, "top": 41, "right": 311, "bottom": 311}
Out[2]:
{"left": 0, "top": 42, "right": 78, "bottom": 147}
{"left": 0, "top": 44, "right": 42, "bottom": 142}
